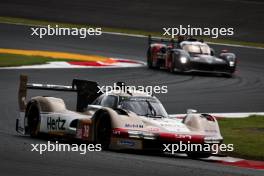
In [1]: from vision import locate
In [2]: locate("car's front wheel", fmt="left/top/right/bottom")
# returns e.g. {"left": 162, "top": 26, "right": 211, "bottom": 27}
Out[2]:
{"left": 95, "top": 112, "right": 112, "bottom": 150}
{"left": 223, "top": 72, "right": 234, "bottom": 78}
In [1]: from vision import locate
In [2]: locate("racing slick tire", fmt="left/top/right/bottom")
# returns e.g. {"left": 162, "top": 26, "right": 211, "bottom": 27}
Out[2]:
{"left": 147, "top": 48, "right": 153, "bottom": 69}
{"left": 26, "top": 102, "right": 40, "bottom": 137}
{"left": 169, "top": 55, "right": 176, "bottom": 73}
{"left": 95, "top": 112, "right": 112, "bottom": 150}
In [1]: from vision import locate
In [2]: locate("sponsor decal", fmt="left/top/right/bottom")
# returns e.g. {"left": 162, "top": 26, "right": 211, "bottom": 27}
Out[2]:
{"left": 76, "top": 124, "right": 90, "bottom": 139}
{"left": 47, "top": 117, "right": 66, "bottom": 130}
{"left": 125, "top": 123, "right": 143, "bottom": 128}
{"left": 147, "top": 127, "right": 160, "bottom": 132}
{"left": 118, "top": 140, "right": 135, "bottom": 147}
{"left": 204, "top": 129, "right": 218, "bottom": 133}
{"left": 175, "top": 134, "right": 192, "bottom": 140}
{"left": 159, "top": 122, "right": 189, "bottom": 132}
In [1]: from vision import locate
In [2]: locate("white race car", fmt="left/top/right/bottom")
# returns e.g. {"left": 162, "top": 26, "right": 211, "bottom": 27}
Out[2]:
{"left": 16, "top": 75, "right": 223, "bottom": 158}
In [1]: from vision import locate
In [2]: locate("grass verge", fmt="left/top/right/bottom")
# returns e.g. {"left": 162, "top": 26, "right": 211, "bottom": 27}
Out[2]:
{"left": 0, "top": 53, "right": 73, "bottom": 67}
{"left": 218, "top": 115, "right": 264, "bottom": 160}
{"left": 0, "top": 16, "right": 263, "bottom": 48}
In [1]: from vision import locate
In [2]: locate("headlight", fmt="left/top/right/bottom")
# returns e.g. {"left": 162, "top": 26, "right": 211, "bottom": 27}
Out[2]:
{"left": 229, "top": 61, "right": 235, "bottom": 67}
{"left": 127, "top": 131, "right": 156, "bottom": 140}
{"left": 180, "top": 57, "right": 188, "bottom": 64}
{"left": 142, "top": 132, "right": 156, "bottom": 140}
{"left": 128, "top": 131, "right": 141, "bottom": 138}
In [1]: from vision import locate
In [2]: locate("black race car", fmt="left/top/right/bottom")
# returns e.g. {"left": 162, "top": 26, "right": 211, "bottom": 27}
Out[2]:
{"left": 147, "top": 36, "right": 237, "bottom": 77}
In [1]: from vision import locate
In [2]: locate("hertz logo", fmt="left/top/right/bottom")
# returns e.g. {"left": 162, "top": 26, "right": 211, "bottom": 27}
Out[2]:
{"left": 47, "top": 117, "right": 66, "bottom": 130}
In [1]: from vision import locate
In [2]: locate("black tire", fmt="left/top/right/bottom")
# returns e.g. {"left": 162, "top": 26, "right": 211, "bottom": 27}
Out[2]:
{"left": 27, "top": 103, "right": 40, "bottom": 137}
{"left": 147, "top": 48, "right": 153, "bottom": 69}
{"left": 95, "top": 112, "right": 112, "bottom": 150}
{"left": 223, "top": 73, "right": 233, "bottom": 78}
{"left": 169, "top": 55, "right": 175, "bottom": 73}
{"left": 187, "top": 152, "right": 211, "bottom": 159}
{"left": 169, "top": 65, "right": 174, "bottom": 73}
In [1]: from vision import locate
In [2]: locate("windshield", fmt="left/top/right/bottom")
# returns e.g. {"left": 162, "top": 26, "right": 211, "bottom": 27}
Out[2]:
{"left": 119, "top": 96, "right": 168, "bottom": 118}
{"left": 182, "top": 44, "right": 210, "bottom": 55}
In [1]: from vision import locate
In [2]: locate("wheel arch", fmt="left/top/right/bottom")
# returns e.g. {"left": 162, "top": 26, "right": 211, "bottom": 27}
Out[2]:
{"left": 25, "top": 99, "right": 40, "bottom": 117}
{"left": 184, "top": 113, "right": 222, "bottom": 137}
{"left": 27, "top": 96, "right": 66, "bottom": 113}
{"left": 25, "top": 99, "right": 41, "bottom": 136}
{"left": 91, "top": 108, "right": 114, "bottom": 141}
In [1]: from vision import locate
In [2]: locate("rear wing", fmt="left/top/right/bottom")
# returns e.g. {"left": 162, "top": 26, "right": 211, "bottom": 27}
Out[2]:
{"left": 148, "top": 35, "right": 178, "bottom": 47}
{"left": 148, "top": 35, "right": 203, "bottom": 48}
{"left": 18, "top": 75, "right": 101, "bottom": 112}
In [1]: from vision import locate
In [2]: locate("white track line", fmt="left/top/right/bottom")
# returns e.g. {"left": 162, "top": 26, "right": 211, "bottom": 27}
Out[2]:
{"left": 103, "top": 31, "right": 264, "bottom": 50}
{"left": 207, "top": 156, "right": 243, "bottom": 163}
{"left": 1, "top": 22, "right": 264, "bottom": 50}
{"left": 169, "top": 112, "right": 264, "bottom": 118}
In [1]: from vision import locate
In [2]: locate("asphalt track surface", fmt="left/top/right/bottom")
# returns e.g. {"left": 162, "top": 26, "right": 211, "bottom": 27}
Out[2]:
{"left": 0, "top": 23, "right": 263, "bottom": 176}
{"left": 0, "top": 0, "right": 264, "bottom": 43}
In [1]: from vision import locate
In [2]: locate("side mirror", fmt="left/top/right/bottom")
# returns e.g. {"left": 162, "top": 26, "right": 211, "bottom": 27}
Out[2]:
{"left": 187, "top": 109, "right": 197, "bottom": 114}
{"left": 221, "top": 49, "right": 228, "bottom": 53}
{"left": 160, "top": 47, "right": 167, "bottom": 53}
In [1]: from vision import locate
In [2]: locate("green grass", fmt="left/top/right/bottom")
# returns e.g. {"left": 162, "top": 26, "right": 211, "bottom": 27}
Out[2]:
{"left": 0, "top": 53, "right": 73, "bottom": 67}
{"left": 0, "top": 16, "right": 264, "bottom": 48}
{"left": 218, "top": 115, "right": 264, "bottom": 160}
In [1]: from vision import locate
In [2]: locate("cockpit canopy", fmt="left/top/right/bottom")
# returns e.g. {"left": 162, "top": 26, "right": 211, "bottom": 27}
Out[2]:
{"left": 181, "top": 41, "right": 211, "bottom": 55}
{"left": 119, "top": 96, "right": 168, "bottom": 118}
{"left": 91, "top": 94, "right": 168, "bottom": 118}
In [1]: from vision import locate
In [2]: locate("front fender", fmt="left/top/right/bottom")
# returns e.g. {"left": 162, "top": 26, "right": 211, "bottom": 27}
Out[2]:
{"left": 183, "top": 113, "right": 223, "bottom": 140}
{"left": 220, "top": 53, "right": 236, "bottom": 62}
{"left": 90, "top": 108, "right": 144, "bottom": 140}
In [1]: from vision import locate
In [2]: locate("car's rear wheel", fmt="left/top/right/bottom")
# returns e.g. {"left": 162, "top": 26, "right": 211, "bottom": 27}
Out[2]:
{"left": 169, "top": 60, "right": 175, "bottom": 73}
{"left": 169, "top": 57, "right": 175, "bottom": 73}
{"left": 27, "top": 103, "right": 40, "bottom": 137}
{"left": 95, "top": 112, "right": 112, "bottom": 150}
